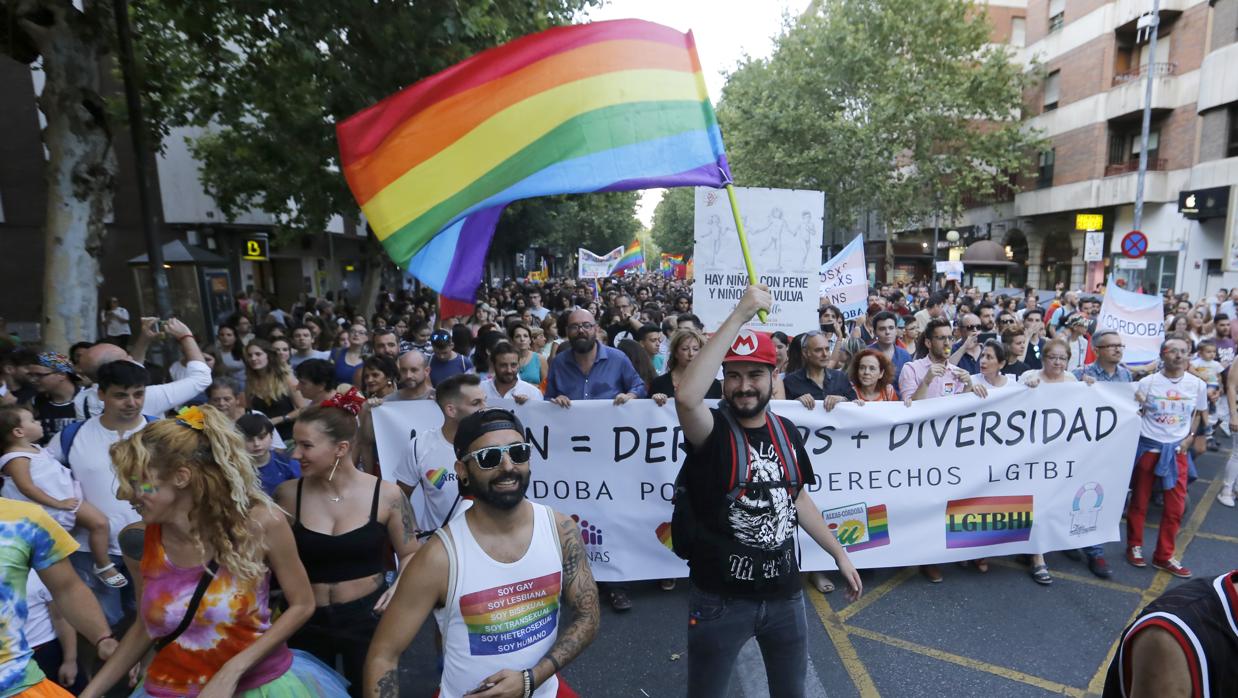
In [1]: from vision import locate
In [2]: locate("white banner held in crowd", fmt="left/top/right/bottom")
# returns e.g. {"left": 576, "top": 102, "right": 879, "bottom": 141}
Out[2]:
{"left": 819, "top": 235, "right": 869, "bottom": 320}
{"left": 577, "top": 246, "right": 624, "bottom": 279}
{"left": 374, "top": 384, "right": 1139, "bottom": 583}
{"left": 1097, "top": 281, "right": 1165, "bottom": 365}
{"left": 692, "top": 186, "right": 824, "bottom": 334}
{"left": 935, "top": 260, "right": 964, "bottom": 282}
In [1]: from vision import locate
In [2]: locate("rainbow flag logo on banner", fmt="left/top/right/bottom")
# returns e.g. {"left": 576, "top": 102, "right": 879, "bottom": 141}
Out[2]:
{"left": 336, "top": 19, "right": 732, "bottom": 302}
{"left": 945, "top": 496, "right": 1034, "bottom": 548}
{"left": 610, "top": 240, "right": 645, "bottom": 276}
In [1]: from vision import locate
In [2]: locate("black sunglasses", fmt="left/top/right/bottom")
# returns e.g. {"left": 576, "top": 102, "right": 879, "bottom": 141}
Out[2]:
{"left": 465, "top": 442, "right": 532, "bottom": 469}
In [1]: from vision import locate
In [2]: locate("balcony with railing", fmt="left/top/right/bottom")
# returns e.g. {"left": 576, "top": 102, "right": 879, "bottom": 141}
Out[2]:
{"left": 1112, "top": 62, "right": 1177, "bottom": 86}
{"left": 1104, "top": 158, "right": 1167, "bottom": 177}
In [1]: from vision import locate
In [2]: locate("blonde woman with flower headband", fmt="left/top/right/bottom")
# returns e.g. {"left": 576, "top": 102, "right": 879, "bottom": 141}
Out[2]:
{"left": 80, "top": 405, "right": 348, "bottom": 698}
{"left": 275, "top": 389, "right": 419, "bottom": 696}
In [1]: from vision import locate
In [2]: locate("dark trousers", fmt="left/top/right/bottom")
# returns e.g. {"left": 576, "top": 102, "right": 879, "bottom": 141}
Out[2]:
{"left": 289, "top": 586, "right": 385, "bottom": 698}
{"left": 687, "top": 585, "right": 808, "bottom": 698}
{"left": 32, "top": 639, "right": 87, "bottom": 694}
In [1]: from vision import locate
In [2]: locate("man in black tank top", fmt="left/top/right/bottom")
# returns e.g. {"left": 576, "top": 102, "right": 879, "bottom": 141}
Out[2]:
{"left": 675, "top": 285, "right": 863, "bottom": 698}
{"left": 1103, "top": 570, "right": 1238, "bottom": 697}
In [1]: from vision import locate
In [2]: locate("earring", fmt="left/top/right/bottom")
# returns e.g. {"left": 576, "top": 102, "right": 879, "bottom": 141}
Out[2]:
{"left": 328, "top": 456, "right": 340, "bottom": 482}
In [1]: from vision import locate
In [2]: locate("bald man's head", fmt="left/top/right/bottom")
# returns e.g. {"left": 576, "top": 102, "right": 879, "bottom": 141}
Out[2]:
{"left": 81, "top": 343, "right": 130, "bottom": 381}
{"left": 397, "top": 349, "right": 429, "bottom": 392}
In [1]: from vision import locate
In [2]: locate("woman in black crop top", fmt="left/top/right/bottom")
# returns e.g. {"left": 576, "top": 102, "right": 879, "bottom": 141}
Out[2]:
{"left": 275, "top": 391, "right": 420, "bottom": 696}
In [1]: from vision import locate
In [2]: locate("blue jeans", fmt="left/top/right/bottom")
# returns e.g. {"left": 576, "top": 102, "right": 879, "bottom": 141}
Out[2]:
{"left": 687, "top": 585, "right": 808, "bottom": 698}
{"left": 70, "top": 551, "right": 136, "bottom": 628}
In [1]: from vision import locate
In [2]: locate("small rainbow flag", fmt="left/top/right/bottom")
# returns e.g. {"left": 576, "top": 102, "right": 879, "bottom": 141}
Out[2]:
{"left": 945, "top": 496, "right": 1033, "bottom": 549}
{"left": 655, "top": 521, "right": 674, "bottom": 550}
{"left": 336, "top": 19, "right": 731, "bottom": 301}
{"left": 610, "top": 240, "right": 645, "bottom": 276}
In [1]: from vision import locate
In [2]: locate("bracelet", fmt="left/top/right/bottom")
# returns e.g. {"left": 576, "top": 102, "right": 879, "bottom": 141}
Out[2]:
{"left": 521, "top": 668, "right": 533, "bottom": 698}
{"left": 94, "top": 633, "right": 115, "bottom": 648}
{"left": 545, "top": 655, "right": 562, "bottom": 674}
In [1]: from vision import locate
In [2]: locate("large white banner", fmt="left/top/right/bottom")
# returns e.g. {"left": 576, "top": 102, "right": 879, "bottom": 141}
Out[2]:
{"left": 374, "top": 384, "right": 1140, "bottom": 582}
{"left": 819, "top": 235, "right": 869, "bottom": 320}
{"left": 577, "top": 246, "right": 624, "bottom": 279}
{"left": 692, "top": 186, "right": 824, "bottom": 335}
{"left": 1097, "top": 281, "right": 1165, "bottom": 365}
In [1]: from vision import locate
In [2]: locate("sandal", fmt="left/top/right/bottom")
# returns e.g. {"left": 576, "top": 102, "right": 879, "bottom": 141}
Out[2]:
{"left": 95, "top": 562, "right": 129, "bottom": 589}
{"left": 1030, "top": 564, "right": 1052, "bottom": 586}
{"left": 974, "top": 558, "right": 989, "bottom": 574}
{"left": 810, "top": 571, "right": 835, "bottom": 594}
{"left": 659, "top": 578, "right": 677, "bottom": 591}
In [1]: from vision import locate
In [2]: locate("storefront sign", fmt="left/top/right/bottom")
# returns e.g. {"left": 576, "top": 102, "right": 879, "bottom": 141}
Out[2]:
{"left": 1075, "top": 213, "right": 1104, "bottom": 231}
{"left": 242, "top": 235, "right": 269, "bottom": 261}
{"left": 1178, "top": 186, "right": 1229, "bottom": 220}
{"left": 1084, "top": 232, "right": 1104, "bottom": 262}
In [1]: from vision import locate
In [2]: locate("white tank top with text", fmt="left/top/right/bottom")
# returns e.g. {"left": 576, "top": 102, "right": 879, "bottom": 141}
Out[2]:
{"left": 434, "top": 502, "right": 562, "bottom": 698}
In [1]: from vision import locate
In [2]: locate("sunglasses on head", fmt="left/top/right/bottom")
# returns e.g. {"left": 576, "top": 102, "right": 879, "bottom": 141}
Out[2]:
{"left": 465, "top": 442, "right": 532, "bottom": 469}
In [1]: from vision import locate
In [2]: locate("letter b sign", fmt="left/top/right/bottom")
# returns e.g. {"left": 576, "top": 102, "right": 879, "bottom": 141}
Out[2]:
{"left": 243, "top": 236, "right": 269, "bottom": 261}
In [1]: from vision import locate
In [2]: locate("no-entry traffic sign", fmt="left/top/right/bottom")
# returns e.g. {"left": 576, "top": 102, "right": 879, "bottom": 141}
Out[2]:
{"left": 1121, "top": 231, "right": 1148, "bottom": 259}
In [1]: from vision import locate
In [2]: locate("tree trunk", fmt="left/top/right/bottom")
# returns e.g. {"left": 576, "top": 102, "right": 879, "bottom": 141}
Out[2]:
{"left": 357, "top": 227, "right": 386, "bottom": 320}
{"left": 24, "top": 0, "right": 116, "bottom": 347}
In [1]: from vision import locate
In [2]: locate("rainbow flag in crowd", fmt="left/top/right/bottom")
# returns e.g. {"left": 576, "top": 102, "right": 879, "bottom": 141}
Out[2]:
{"left": 610, "top": 240, "right": 645, "bottom": 276}
{"left": 336, "top": 19, "right": 732, "bottom": 302}
{"left": 660, "top": 253, "right": 686, "bottom": 279}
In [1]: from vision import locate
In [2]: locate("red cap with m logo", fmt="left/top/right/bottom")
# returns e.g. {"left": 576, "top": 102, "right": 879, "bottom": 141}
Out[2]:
{"left": 723, "top": 329, "right": 776, "bottom": 367}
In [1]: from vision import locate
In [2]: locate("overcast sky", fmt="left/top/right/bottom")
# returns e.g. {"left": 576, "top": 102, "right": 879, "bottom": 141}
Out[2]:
{"left": 583, "top": 0, "right": 811, "bottom": 226}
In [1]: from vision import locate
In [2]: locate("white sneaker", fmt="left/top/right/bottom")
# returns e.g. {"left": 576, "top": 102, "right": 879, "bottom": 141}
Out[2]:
{"left": 1218, "top": 491, "right": 1236, "bottom": 508}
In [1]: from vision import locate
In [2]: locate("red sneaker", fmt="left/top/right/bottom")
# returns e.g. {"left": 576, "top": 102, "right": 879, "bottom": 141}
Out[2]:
{"left": 1152, "top": 558, "right": 1193, "bottom": 579}
{"left": 1126, "top": 546, "right": 1147, "bottom": 568}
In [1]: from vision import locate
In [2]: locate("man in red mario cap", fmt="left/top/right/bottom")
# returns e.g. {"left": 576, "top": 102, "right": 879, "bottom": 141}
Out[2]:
{"left": 674, "top": 284, "right": 862, "bottom": 697}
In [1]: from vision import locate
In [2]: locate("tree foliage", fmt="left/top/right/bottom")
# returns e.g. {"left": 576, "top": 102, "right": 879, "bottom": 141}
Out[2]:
{"left": 716, "top": 0, "right": 1043, "bottom": 231}
{"left": 649, "top": 187, "right": 695, "bottom": 255}
{"left": 132, "top": 1, "right": 600, "bottom": 241}
{"left": 493, "top": 191, "right": 641, "bottom": 258}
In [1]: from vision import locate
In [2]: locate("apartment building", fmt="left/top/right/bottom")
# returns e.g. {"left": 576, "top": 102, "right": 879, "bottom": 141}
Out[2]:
{"left": 962, "top": 0, "right": 1238, "bottom": 298}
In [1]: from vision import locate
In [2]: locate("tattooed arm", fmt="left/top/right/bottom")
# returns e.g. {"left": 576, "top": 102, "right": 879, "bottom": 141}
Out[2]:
{"left": 383, "top": 481, "right": 422, "bottom": 560}
{"left": 364, "top": 534, "right": 449, "bottom": 697}
{"left": 530, "top": 512, "right": 601, "bottom": 688}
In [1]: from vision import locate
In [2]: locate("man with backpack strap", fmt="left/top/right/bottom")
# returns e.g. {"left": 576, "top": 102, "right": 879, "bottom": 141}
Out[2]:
{"left": 674, "top": 284, "right": 862, "bottom": 698}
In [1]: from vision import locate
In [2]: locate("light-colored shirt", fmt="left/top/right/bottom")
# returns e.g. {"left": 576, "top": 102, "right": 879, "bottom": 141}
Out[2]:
{"left": 897, "top": 357, "right": 967, "bottom": 400}
{"left": 1137, "top": 372, "right": 1208, "bottom": 443}
{"left": 75, "top": 360, "right": 212, "bottom": 419}
{"left": 393, "top": 428, "right": 470, "bottom": 532}
{"left": 47, "top": 416, "right": 148, "bottom": 555}
{"left": 481, "top": 377, "right": 542, "bottom": 402}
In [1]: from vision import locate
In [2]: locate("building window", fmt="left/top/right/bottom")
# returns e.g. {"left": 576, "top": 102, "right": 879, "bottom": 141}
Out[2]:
{"left": 1037, "top": 149, "right": 1055, "bottom": 188}
{"left": 1107, "top": 128, "right": 1161, "bottom": 174}
{"left": 1011, "top": 17, "right": 1026, "bottom": 47}
{"left": 1048, "top": 0, "right": 1065, "bottom": 32}
{"left": 1229, "top": 105, "right": 1238, "bottom": 158}
{"left": 1043, "top": 70, "right": 1061, "bottom": 111}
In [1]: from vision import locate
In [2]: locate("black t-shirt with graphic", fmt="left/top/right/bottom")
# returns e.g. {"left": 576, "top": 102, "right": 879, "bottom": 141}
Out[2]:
{"left": 32, "top": 389, "right": 80, "bottom": 446}
{"left": 684, "top": 407, "right": 814, "bottom": 599}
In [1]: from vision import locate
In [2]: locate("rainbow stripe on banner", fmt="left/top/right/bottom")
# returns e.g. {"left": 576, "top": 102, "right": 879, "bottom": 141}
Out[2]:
{"left": 336, "top": 19, "right": 731, "bottom": 301}
{"left": 945, "top": 496, "right": 1034, "bottom": 549}
{"left": 459, "top": 571, "right": 562, "bottom": 656}
{"left": 610, "top": 240, "right": 645, "bottom": 275}
{"left": 846, "top": 504, "right": 890, "bottom": 552}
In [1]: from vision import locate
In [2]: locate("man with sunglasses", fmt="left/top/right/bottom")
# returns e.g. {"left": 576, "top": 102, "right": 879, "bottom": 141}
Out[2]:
{"left": 948, "top": 313, "right": 984, "bottom": 375}
{"left": 429, "top": 328, "right": 474, "bottom": 388}
{"left": 676, "top": 284, "right": 862, "bottom": 697}
{"left": 29, "top": 353, "right": 81, "bottom": 446}
{"left": 366, "top": 409, "right": 599, "bottom": 698}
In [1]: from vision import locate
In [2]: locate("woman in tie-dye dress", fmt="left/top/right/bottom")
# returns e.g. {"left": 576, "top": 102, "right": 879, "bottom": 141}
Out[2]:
{"left": 78, "top": 406, "right": 348, "bottom": 698}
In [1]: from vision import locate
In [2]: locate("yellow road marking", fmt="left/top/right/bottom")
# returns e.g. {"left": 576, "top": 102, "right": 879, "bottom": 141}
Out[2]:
{"left": 837, "top": 567, "right": 917, "bottom": 622}
{"left": 1082, "top": 475, "right": 1227, "bottom": 696}
{"left": 1196, "top": 530, "right": 1238, "bottom": 544}
{"left": 846, "top": 626, "right": 1086, "bottom": 697}
{"left": 805, "top": 581, "right": 880, "bottom": 697}
{"left": 985, "top": 558, "right": 1143, "bottom": 595}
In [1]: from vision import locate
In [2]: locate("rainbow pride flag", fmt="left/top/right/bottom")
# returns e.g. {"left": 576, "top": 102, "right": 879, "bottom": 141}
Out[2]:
{"left": 336, "top": 19, "right": 731, "bottom": 300}
{"left": 610, "top": 240, "right": 645, "bottom": 275}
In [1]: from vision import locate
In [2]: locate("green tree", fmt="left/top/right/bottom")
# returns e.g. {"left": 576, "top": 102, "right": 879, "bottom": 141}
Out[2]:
{"left": 716, "top": 0, "right": 1043, "bottom": 233}
{"left": 132, "top": 0, "right": 598, "bottom": 311}
{"left": 649, "top": 187, "right": 695, "bottom": 256}
{"left": 492, "top": 191, "right": 641, "bottom": 260}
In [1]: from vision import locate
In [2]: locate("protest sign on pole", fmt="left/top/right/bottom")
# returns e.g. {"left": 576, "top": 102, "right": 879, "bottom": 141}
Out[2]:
{"left": 692, "top": 186, "right": 824, "bottom": 334}
{"left": 1096, "top": 281, "right": 1165, "bottom": 365}
{"left": 577, "top": 246, "right": 624, "bottom": 279}
{"left": 819, "top": 235, "right": 869, "bottom": 320}
{"left": 374, "top": 384, "right": 1139, "bottom": 582}
{"left": 935, "top": 260, "right": 964, "bottom": 283}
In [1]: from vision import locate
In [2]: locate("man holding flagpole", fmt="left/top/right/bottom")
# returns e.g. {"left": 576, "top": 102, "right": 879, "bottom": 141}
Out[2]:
{"left": 675, "top": 283, "right": 861, "bottom": 697}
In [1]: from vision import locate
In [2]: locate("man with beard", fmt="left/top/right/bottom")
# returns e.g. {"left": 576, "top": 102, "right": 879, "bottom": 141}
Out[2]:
{"left": 482, "top": 342, "right": 542, "bottom": 404}
{"left": 366, "top": 409, "right": 599, "bottom": 697}
{"left": 545, "top": 309, "right": 644, "bottom": 408}
{"left": 676, "top": 285, "right": 862, "bottom": 698}
{"left": 357, "top": 350, "right": 435, "bottom": 475}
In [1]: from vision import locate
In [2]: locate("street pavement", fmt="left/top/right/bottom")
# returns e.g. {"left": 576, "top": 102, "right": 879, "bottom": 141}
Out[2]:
{"left": 397, "top": 446, "right": 1237, "bottom": 697}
